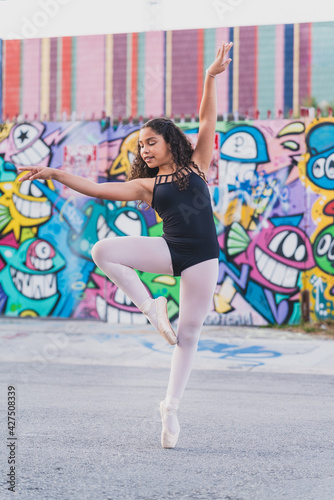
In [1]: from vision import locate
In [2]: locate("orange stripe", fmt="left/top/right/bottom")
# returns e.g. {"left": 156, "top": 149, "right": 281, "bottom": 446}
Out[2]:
{"left": 197, "top": 29, "right": 204, "bottom": 109}
{"left": 131, "top": 33, "right": 138, "bottom": 117}
{"left": 62, "top": 37, "right": 72, "bottom": 116}
{"left": 3, "top": 40, "right": 21, "bottom": 119}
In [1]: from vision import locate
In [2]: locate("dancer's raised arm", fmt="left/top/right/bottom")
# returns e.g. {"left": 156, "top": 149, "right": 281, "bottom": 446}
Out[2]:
{"left": 17, "top": 166, "right": 147, "bottom": 202}
{"left": 192, "top": 41, "right": 232, "bottom": 173}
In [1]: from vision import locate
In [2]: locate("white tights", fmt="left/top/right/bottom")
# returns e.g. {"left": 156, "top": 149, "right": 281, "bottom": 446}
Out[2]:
{"left": 91, "top": 236, "right": 218, "bottom": 409}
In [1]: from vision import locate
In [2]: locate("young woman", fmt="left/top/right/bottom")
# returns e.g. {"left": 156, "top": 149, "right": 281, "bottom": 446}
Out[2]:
{"left": 18, "top": 41, "right": 232, "bottom": 449}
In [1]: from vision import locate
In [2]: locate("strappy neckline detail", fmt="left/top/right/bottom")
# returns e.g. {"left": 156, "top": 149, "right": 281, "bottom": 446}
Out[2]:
{"left": 151, "top": 166, "right": 207, "bottom": 209}
{"left": 154, "top": 166, "right": 192, "bottom": 185}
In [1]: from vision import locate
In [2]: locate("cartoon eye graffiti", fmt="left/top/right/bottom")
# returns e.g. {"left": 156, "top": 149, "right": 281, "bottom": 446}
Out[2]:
{"left": 317, "top": 234, "right": 331, "bottom": 256}
{"left": 35, "top": 241, "right": 52, "bottom": 259}
{"left": 268, "top": 231, "right": 289, "bottom": 252}
{"left": 329, "top": 242, "right": 334, "bottom": 261}
{"left": 317, "top": 234, "right": 334, "bottom": 261}
{"left": 281, "top": 140, "right": 299, "bottom": 151}
{"left": 13, "top": 124, "right": 39, "bottom": 150}
{"left": 314, "top": 226, "right": 334, "bottom": 274}
{"left": 325, "top": 153, "right": 334, "bottom": 179}
{"left": 268, "top": 230, "right": 307, "bottom": 262}
{"left": 312, "top": 157, "right": 325, "bottom": 178}
{"left": 305, "top": 122, "right": 334, "bottom": 189}
{"left": 221, "top": 132, "right": 257, "bottom": 159}
{"left": 294, "top": 243, "right": 306, "bottom": 262}
{"left": 25, "top": 239, "right": 56, "bottom": 271}
{"left": 114, "top": 210, "right": 142, "bottom": 236}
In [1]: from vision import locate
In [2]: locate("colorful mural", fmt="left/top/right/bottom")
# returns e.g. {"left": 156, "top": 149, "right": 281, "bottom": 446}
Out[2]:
{"left": 0, "top": 118, "right": 333, "bottom": 325}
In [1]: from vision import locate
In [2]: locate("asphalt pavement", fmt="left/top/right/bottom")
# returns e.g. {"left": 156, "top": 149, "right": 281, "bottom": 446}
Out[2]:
{"left": 0, "top": 318, "right": 334, "bottom": 500}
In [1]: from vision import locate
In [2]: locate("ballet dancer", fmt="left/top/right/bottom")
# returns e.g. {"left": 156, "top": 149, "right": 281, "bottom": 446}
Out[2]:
{"left": 18, "top": 41, "right": 232, "bottom": 449}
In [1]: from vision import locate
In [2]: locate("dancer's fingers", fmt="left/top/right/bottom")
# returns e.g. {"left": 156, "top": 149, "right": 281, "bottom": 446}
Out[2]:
{"left": 18, "top": 173, "right": 33, "bottom": 182}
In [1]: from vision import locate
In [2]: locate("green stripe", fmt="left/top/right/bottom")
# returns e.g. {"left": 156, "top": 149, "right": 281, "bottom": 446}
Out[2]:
{"left": 137, "top": 32, "right": 145, "bottom": 117}
{"left": 258, "top": 25, "right": 276, "bottom": 118}
{"left": 312, "top": 22, "right": 334, "bottom": 104}
{"left": 71, "top": 37, "right": 77, "bottom": 116}
{"left": 204, "top": 29, "right": 216, "bottom": 74}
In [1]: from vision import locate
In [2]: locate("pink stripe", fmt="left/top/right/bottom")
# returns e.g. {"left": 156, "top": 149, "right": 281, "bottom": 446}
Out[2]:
{"left": 76, "top": 35, "right": 105, "bottom": 119}
{"left": 144, "top": 32, "right": 164, "bottom": 117}
{"left": 22, "top": 39, "right": 41, "bottom": 120}
{"left": 275, "top": 24, "right": 284, "bottom": 116}
{"left": 299, "top": 23, "right": 310, "bottom": 105}
{"left": 239, "top": 26, "right": 256, "bottom": 115}
{"left": 171, "top": 30, "right": 198, "bottom": 115}
{"left": 215, "top": 28, "right": 229, "bottom": 115}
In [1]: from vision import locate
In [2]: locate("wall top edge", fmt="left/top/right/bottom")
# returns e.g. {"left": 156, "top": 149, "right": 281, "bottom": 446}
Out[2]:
{"left": 1, "top": 19, "right": 333, "bottom": 43}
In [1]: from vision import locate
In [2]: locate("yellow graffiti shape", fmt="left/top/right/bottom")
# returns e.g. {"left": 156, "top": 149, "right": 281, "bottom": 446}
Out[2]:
{"left": 109, "top": 130, "right": 139, "bottom": 177}
{"left": 0, "top": 123, "right": 14, "bottom": 143}
{"left": 0, "top": 172, "right": 55, "bottom": 241}
{"left": 214, "top": 278, "right": 236, "bottom": 314}
{"left": 277, "top": 121, "right": 305, "bottom": 137}
{"left": 153, "top": 275, "right": 177, "bottom": 286}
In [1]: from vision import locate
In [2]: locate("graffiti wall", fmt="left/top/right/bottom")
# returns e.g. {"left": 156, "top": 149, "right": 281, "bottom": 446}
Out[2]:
{"left": 0, "top": 118, "right": 333, "bottom": 325}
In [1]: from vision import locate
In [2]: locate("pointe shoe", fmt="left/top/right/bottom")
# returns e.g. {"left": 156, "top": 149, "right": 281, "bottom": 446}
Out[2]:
{"left": 155, "top": 297, "right": 177, "bottom": 345}
{"left": 160, "top": 400, "right": 180, "bottom": 449}
{"left": 140, "top": 297, "right": 177, "bottom": 345}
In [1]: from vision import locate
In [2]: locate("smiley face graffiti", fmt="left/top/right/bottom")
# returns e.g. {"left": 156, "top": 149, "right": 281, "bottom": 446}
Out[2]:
{"left": 305, "top": 122, "right": 334, "bottom": 190}
{"left": 313, "top": 225, "right": 334, "bottom": 275}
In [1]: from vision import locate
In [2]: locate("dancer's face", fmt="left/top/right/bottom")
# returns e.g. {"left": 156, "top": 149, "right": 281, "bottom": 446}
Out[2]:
{"left": 138, "top": 127, "right": 173, "bottom": 170}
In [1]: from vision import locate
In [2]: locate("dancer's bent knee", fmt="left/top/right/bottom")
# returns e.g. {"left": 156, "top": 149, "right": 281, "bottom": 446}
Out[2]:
{"left": 91, "top": 238, "right": 117, "bottom": 267}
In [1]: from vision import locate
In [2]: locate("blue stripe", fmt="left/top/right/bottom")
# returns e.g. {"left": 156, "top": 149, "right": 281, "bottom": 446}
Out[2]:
{"left": 284, "top": 24, "right": 294, "bottom": 115}
{"left": 228, "top": 27, "right": 234, "bottom": 114}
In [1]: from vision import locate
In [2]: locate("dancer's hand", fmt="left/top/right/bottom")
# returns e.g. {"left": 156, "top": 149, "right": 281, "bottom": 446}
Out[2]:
{"left": 17, "top": 166, "right": 56, "bottom": 182}
{"left": 207, "top": 41, "right": 233, "bottom": 77}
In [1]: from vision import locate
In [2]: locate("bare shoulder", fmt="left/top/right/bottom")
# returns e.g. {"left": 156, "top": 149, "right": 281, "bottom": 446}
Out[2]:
{"left": 130, "top": 177, "right": 155, "bottom": 205}
{"left": 135, "top": 176, "right": 155, "bottom": 192}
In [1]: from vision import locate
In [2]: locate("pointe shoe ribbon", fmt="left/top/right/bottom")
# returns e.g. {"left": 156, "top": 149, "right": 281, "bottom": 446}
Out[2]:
{"left": 160, "top": 400, "right": 180, "bottom": 449}
{"left": 140, "top": 297, "right": 177, "bottom": 345}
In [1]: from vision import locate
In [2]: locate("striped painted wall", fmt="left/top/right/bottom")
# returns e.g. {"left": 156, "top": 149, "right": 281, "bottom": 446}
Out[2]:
{"left": 1, "top": 21, "right": 334, "bottom": 121}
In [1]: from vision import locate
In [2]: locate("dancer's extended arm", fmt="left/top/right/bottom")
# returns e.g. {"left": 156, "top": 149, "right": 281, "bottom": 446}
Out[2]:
{"left": 192, "top": 41, "right": 232, "bottom": 173}
{"left": 17, "top": 167, "right": 147, "bottom": 202}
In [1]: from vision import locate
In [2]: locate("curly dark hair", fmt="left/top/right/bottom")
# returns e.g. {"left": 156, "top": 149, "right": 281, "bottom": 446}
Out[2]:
{"left": 127, "top": 118, "right": 207, "bottom": 207}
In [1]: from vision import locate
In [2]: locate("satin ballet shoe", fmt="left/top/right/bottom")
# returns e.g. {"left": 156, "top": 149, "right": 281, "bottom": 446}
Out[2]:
{"left": 160, "top": 400, "right": 180, "bottom": 449}
{"left": 140, "top": 297, "right": 177, "bottom": 345}
{"left": 155, "top": 296, "right": 177, "bottom": 345}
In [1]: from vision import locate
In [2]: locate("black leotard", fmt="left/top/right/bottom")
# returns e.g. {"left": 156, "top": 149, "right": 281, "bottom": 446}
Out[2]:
{"left": 151, "top": 166, "right": 219, "bottom": 276}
